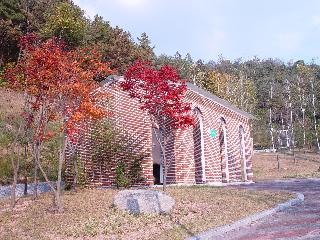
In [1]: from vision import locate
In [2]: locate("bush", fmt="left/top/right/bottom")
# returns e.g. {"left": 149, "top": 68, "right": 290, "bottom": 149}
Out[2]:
{"left": 90, "top": 120, "right": 147, "bottom": 188}
{"left": 128, "top": 158, "right": 145, "bottom": 185}
{"left": 115, "top": 162, "right": 130, "bottom": 188}
{"left": 0, "top": 155, "right": 13, "bottom": 185}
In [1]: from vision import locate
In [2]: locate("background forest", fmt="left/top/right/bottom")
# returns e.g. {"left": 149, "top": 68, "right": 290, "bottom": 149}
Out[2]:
{"left": 1, "top": 0, "right": 320, "bottom": 153}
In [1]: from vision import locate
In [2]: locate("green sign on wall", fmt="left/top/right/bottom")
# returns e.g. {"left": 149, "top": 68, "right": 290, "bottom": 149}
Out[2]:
{"left": 208, "top": 129, "right": 217, "bottom": 138}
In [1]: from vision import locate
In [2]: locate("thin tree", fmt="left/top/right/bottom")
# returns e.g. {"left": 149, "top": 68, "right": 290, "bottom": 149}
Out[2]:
{"left": 5, "top": 34, "right": 113, "bottom": 212}
{"left": 269, "top": 81, "right": 276, "bottom": 152}
{"left": 310, "top": 79, "right": 320, "bottom": 152}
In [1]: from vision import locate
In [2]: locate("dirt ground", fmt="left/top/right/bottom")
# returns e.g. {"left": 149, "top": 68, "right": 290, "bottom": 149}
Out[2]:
{"left": 253, "top": 152, "right": 320, "bottom": 181}
{"left": 0, "top": 187, "right": 292, "bottom": 240}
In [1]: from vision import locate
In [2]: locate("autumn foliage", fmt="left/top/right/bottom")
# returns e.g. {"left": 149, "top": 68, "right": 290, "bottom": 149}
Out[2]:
{"left": 121, "top": 61, "right": 194, "bottom": 129}
{"left": 4, "top": 33, "right": 113, "bottom": 212}
{"left": 5, "top": 33, "right": 113, "bottom": 141}
{"left": 121, "top": 61, "right": 193, "bottom": 190}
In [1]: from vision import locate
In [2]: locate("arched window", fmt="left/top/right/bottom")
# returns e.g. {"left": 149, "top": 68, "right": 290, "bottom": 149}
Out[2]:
{"left": 193, "top": 108, "right": 205, "bottom": 183}
{"left": 239, "top": 125, "right": 247, "bottom": 181}
{"left": 219, "top": 117, "right": 229, "bottom": 182}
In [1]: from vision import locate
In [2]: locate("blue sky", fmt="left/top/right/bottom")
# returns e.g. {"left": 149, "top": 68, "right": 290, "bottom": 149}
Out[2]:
{"left": 73, "top": 0, "right": 320, "bottom": 63}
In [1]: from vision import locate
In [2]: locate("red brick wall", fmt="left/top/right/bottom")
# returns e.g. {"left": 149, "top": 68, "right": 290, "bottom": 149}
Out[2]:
{"left": 167, "top": 89, "right": 253, "bottom": 184}
{"left": 65, "top": 79, "right": 253, "bottom": 186}
{"left": 65, "top": 81, "right": 154, "bottom": 186}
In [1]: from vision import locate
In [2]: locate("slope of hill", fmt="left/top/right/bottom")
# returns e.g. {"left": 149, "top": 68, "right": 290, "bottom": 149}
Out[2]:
{"left": 0, "top": 88, "right": 24, "bottom": 184}
{"left": 0, "top": 88, "right": 24, "bottom": 116}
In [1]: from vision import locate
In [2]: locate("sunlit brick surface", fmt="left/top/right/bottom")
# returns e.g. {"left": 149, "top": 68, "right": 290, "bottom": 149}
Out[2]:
{"left": 65, "top": 78, "right": 253, "bottom": 186}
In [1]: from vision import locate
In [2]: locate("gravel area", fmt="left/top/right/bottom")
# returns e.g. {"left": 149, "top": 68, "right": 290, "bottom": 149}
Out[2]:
{"left": 0, "top": 182, "right": 62, "bottom": 198}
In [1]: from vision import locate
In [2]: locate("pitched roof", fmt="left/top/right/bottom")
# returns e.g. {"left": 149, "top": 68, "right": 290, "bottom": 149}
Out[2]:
{"left": 186, "top": 82, "right": 255, "bottom": 119}
{"left": 100, "top": 75, "right": 254, "bottom": 119}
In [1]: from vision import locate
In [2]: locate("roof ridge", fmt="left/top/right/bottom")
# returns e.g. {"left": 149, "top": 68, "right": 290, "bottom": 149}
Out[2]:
{"left": 186, "top": 82, "right": 255, "bottom": 119}
{"left": 101, "top": 75, "right": 254, "bottom": 119}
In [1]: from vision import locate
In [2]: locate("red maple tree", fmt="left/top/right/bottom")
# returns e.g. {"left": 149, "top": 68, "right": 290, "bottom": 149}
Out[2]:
{"left": 5, "top": 34, "right": 113, "bottom": 211}
{"left": 121, "top": 61, "right": 194, "bottom": 190}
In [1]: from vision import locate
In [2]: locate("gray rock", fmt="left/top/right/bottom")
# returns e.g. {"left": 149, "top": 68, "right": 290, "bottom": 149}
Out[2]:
{"left": 113, "top": 189, "right": 175, "bottom": 214}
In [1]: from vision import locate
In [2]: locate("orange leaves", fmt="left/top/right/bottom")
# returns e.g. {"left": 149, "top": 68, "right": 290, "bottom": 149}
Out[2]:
{"left": 42, "top": 131, "right": 56, "bottom": 141}
{"left": 4, "top": 34, "right": 114, "bottom": 143}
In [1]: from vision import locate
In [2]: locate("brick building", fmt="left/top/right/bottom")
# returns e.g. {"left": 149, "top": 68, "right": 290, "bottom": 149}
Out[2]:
{"left": 66, "top": 76, "right": 254, "bottom": 186}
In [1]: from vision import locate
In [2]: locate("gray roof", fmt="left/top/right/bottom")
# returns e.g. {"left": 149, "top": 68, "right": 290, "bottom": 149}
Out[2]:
{"left": 100, "top": 75, "right": 254, "bottom": 119}
{"left": 186, "top": 82, "right": 255, "bottom": 119}
{"left": 100, "top": 75, "right": 122, "bottom": 86}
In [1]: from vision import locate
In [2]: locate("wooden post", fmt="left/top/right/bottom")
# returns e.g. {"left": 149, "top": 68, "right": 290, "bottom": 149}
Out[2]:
{"left": 277, "top": 154, "right": 280, "bottom": 170}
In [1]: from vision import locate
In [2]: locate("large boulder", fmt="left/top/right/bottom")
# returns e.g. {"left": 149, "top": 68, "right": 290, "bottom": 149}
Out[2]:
{"left": 113, "top": 189, "right": 175, "bottom": 214}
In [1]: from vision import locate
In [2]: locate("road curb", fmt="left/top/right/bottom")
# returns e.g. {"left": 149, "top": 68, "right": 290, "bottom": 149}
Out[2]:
{"left": 186, "top": 192, "right": 304, "bottom": 240}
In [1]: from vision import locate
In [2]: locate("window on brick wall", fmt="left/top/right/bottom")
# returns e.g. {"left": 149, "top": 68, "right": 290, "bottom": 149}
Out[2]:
{"left": 193, "top": 108, "right": 205, "bottom": 183}
{"left": 239, "top": 125, "right": 247, "bottom": 181}
{"left": 219, "top": 117, "right": 229, "bottom": 182}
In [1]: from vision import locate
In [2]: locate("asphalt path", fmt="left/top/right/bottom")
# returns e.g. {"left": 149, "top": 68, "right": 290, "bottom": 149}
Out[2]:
{"left": 218, "top": 179, "right": 320, "bottom": 240}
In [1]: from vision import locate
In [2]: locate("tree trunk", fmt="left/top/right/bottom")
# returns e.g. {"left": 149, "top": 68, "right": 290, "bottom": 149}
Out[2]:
{"left": 10, "top": 123, "right": 23, "bottom": 209}
{"left": 11, "top": 171, "right": 17, "bottom": 209}
{"left": 33, "top": 144, "right": 39, "bottom": 200}
{"left": 152, "top": 127, "right": 168, "bottom": 191}
{"left": 302, "top": 109, "right": 306, "bottom": 147}
{"left": 23, "top": 145, "right": 28, "bottom": 195}
{"left": 11, "top": 145, "right": 21, "bottom": 209}
{"left": 33, "top": 142, "right": 56, "bottom": 204}
{"left": 161, "top": 139, "right": 168, "bottom": 192}
{"left": 286, "top": 78, "right": 294, "bottom": 150}
{"left": 55, "top": 134, "right": 67, "bottom": 212}
{"left": 297, "top": 80, "right": 306, "bottom": 147}
{"left": 36, "top": 154, "right": 62, "bottom": 212}
{"left": 310, "top": 80, "right": 320, "bottom": 152}
{"left": 269, "top": 83, "right": 275, "bottom": 152}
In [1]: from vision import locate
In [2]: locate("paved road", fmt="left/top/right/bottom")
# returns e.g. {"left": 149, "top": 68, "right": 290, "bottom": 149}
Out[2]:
{"left": 218, "top": 179, "right": 320, "bottom": 240}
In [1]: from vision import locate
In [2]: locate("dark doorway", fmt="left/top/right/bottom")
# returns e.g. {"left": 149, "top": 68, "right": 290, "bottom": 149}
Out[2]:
{"left": 153, "top": 164, "right": 161, "bottom": 184}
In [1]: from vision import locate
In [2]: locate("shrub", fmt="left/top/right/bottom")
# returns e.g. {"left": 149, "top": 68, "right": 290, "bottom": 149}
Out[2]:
{"left": 0, "top": 155, "right": 12, "bottom": 185}
{"left": 90, "top": 120, "right": 147, "bottom": 188}
{"left": 115, "top": 162, "right": 130, "bottom": 188}
{"left": 128, "top": 158, "right": 145, "bottom": 185}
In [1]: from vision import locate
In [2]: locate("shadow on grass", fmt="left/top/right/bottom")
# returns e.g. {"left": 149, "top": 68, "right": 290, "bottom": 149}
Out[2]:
{"left": 168, "top": 213, "right": 198, "bottom": 238}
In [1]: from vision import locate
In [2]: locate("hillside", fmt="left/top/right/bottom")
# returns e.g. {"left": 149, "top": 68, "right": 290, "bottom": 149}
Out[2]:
{"left": 0, "top": 88, "right": 24, "bottom": 184}
{"left": 0, "top": 88, "right": 24, "bottom": 116}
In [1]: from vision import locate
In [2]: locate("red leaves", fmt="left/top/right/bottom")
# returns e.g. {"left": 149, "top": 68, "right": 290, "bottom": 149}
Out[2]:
{"left": 18, "top": 33, "right": 40, "bottom": 51}
{"left": 5, "top": 35, "right": 114, "bottom": 143}
{"left": 121, "top": 61, "right": 194, "bottom": 129}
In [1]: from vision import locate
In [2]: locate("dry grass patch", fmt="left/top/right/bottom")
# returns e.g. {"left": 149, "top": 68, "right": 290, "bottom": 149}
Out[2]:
{"left": 0, "top": 186, "right": 292, "bottom": 240}
{"left": 0, "top": 88, "right": 24, "bottom": 116}
{"left": 253, "top": 152, "right": 320, "bottom": 181}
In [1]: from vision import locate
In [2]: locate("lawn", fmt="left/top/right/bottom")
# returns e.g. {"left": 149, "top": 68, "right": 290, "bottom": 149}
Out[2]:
{"left": 253, "top": 151, "right": 320, "bottom": 181}
{"left": 0, "top": 186, "right": 293, "bottom": 240}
